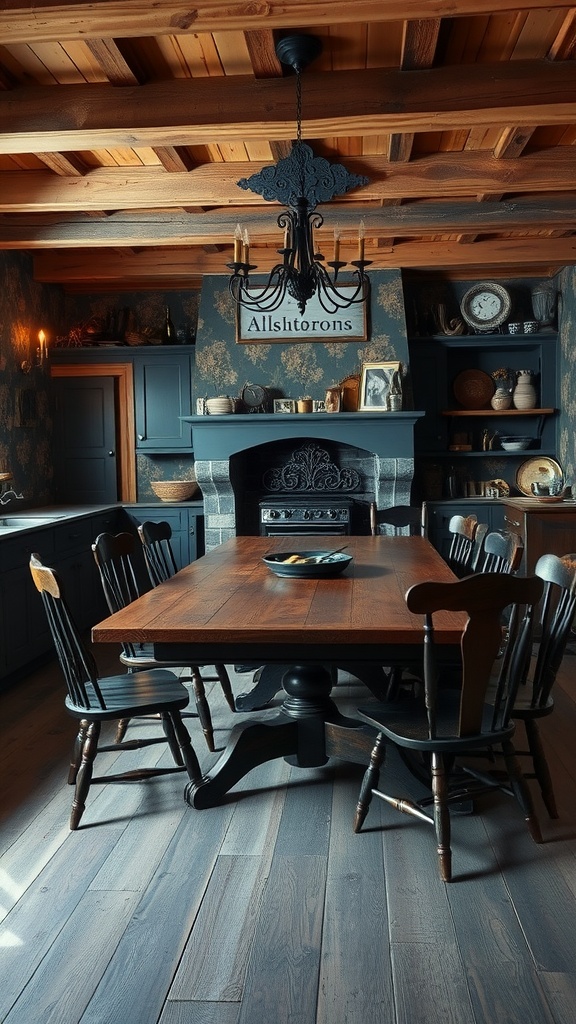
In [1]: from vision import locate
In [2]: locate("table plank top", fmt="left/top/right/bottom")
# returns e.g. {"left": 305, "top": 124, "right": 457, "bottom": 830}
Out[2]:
{"left": 91, "top": 535, "right": 465, "bottom": 648}
{"left": 91, "top": 536, "right": 463, "bottom": 647}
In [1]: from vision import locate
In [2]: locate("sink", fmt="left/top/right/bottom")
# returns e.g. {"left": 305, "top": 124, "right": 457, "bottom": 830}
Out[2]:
{"left": 0, "top": 516, "right": 58, "bottom": 529}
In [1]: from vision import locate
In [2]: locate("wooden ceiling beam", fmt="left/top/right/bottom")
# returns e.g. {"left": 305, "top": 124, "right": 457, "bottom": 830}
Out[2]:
{"left": 6, "top": 198, "right": 576, "bottom": 248}
{"left": 1, "top": 2, "right": 570, "bottom": 46}
{"left": 32, "top": 233, "right": 576, "bottom": 282}
{"left": 1, "top": 61, "right": 575, "bottom": 154}
{"left": 2, "top": 151, "right": 576, "bottom": 211}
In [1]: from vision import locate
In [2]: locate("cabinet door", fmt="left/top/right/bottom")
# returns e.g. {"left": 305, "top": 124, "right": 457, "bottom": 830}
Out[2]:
{"left": 1, "top": 564, "right": 53, "bottom": 677}
{"left": 134, "top": 354, "right": 192, "bottom": 449}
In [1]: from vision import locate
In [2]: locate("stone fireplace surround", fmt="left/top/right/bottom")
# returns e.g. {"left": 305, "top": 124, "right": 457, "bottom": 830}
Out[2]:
{"left": 182, "top": 411, "right": 423, "bottom": 551}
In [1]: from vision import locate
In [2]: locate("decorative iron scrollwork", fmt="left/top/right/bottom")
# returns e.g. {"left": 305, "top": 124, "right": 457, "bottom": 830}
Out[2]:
{"left": 263, "top": 443, "right": 360, "bottom": 492}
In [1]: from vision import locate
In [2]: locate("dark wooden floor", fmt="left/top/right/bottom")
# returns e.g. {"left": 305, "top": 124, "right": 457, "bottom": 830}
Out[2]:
{"left": 1, "top": 642, "right": 576, "bottom": 1024}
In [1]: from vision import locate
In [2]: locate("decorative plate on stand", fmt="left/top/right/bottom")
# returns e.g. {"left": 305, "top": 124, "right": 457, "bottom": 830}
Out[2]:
{"left": 516, "top": 457, "right": 563, "bottom": 497}
{"left": 452, "top": 369, "right": 494, "bottom": 409}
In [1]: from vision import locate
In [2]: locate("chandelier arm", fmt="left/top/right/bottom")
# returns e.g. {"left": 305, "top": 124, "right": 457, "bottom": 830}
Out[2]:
{"left": 229, "top": 266, "right": 290, "bottom": 313}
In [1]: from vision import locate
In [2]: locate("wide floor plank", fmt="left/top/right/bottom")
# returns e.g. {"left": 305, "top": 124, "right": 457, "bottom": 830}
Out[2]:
{"left": 1, "top": 650, "right": 575, "bottom": 1024}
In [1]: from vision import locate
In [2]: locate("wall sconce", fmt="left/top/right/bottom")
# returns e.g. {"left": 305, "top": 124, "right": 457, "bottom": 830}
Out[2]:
{"left": 20, "top": 329, "right": 48, "bottom": 375}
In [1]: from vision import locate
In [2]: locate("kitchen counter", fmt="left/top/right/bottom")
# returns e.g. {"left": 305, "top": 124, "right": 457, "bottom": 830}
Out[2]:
{"left": 0, "top": 501, "right": 204, "bottom": 535}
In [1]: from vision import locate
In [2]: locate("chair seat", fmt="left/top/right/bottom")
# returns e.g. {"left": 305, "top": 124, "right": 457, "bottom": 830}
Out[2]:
{"left": 64, "top": 669, "right": 190, "bottom": 721}
{"left": 357, "top": 694, "right": 515, "bottom": 753}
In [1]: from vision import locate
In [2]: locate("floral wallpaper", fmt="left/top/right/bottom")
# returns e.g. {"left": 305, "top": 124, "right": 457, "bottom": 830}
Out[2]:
{"left": 0, "top": 249, "right": 573, "bottom": 507}
{"left": 0, "top": 251, "right": 64, "bottom": 507}
{"left": 194, "top": 273, "right": 410, "bottom": 403}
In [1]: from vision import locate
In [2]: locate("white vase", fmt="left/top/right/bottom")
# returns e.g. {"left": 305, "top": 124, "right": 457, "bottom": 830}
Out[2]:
{"left": 513, "top": 373, "right": 537, "bottom": 410}
{"left": 491, "top": 388, "right": 512, "bottom": 410}
{"left": 206, "top": 396, "right": 234, "bottom": 415}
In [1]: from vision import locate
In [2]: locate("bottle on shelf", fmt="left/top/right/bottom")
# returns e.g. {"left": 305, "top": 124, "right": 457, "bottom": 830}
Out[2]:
{"left": 161, "top": 305, "right": 176, "bottom": 345}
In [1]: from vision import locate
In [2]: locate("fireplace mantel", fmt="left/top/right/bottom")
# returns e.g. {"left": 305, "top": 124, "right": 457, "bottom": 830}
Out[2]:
{"left": 182, "top": 411, "right": 425, "bottom": 550}
{"left": 181, "top": 411, "right": 424, "bottom": 460}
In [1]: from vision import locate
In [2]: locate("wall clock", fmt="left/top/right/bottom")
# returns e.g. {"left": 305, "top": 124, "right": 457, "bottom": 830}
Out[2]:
{"left": 459, "top": 282, "right": 512, "bottom": 333}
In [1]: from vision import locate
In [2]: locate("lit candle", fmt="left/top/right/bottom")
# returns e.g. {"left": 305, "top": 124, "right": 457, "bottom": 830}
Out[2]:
{"left": 242, "top": 227, "right": 250, "bottom": 264}
{"left": 38, "top": 329, "right": 46, "bottom": 361}
{"left": 358, "top": 220, "right": 365, "bottom": 262}
{"left": 333, "top": 226, "right": 341, "bottom": 263}
{"left": 234, "top": 223, "right": 242, "bottom": 263}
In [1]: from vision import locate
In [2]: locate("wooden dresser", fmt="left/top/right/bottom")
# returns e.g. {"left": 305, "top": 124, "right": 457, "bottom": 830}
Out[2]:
{"left": 502, "top": 498, "right": 576, "bottom": 574}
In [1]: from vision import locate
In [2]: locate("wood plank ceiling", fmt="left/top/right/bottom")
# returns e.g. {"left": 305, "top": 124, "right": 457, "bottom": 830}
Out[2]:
{"left": 1, "top": 1, "right": 576, "bottom": 290}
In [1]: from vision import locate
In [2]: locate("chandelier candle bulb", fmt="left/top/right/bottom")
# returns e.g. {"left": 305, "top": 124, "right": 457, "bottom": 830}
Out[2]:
{"left": 333, "top": 227, "right": 341, "bottom": 263}
{"left": 358, "top": 220, "right": 365, "bottom": 261}
{"left": 234, "top": 224, "right": 242, "bottom": 263}
{"left": 242, "top": 228, "right": 250, "bottom": 264}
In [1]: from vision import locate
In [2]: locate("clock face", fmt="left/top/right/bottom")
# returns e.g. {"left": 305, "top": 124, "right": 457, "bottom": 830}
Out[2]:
{"left": 469, "top": 290, "right": 503, "bottom": 320}
{"left": 460, "top": 282, "right": 512, "bottom": 331}
{"left": 242, "top": 383, "right": 267, "bottom": 409}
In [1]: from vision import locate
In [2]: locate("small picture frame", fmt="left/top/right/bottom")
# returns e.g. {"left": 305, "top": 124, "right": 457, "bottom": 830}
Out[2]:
{"left": 359, "top": 361, "right": 402, "bottom": 411}
{"left": 273, "top": 398, "right": 297, "bottom": 414}
{"left": 313, "top": 399, "right": 326, "bottom": 413}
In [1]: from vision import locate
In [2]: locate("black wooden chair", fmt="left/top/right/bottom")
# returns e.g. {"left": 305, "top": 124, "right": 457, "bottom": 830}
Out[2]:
{"left": 353, "top": 571, "right": 544, "bottom": 882}
{"left": 447, "top": 513, "right": 487, "bottom": 576}
{"left": 479, "top": 529, "right": 524, "bottom": 574}
{"left": 29, "top": 553, "right": 201, "bottom": 830}
{"left": 504, "top": 552, "right": 576, "bottom": 818}
{"left": 92, "top": 531, "right": 234, "bottom": 752}
{"left": 137, "top": 520, "right": 236, "bottom": 712}
{"left": 369, "top": 502, "right": 428, "bottom": 537}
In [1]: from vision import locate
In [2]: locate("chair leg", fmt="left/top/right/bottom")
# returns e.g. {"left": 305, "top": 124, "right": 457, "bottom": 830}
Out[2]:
{"left": 115, "top": 718, "right": 130, "bottom": 743}
{"left": 191, "top": 666, "right": 215, "bottom": 752}
{"left": 501, "top": 738, "right": 543, "bottom": 843}
{"left": 68, "top": 719, "right": 88, "bottom": 784}
{"left": 70, "top": 720, "right": 100, "bottom": 830}
{"left": 165, "top": 712, "right": 202, "bottom": 783}
{"left": 524, "top": 719, "right": 558, "bottom": 819}
{"left": 431, "top": 751, "right": 452, "bottom": 882}
{"left": 354, "top": 731, "right": 386, "bottom": 832}
{"left": 215, "top": 664, "right": 236, "bottom": 712}
{"left": 161, "top": 714, "right": 185, "bottom": 766}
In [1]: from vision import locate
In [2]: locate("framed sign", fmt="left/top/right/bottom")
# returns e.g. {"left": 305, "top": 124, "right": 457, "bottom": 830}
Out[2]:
{"left": 359, "top": 361, "right": 402, "bottom": 410}
{"left": 236, "top": 287, "right": 367, "bottom": 343}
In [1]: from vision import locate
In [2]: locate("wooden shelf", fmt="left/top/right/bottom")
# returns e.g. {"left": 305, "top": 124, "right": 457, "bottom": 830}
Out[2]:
{"left": 441, "top": 408, "right": 555, "bottom": 417}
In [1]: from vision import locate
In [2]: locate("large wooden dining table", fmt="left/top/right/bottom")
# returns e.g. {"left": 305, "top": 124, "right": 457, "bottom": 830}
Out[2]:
{"left": 92, "top": 535, "right": 465, "bottom": 808}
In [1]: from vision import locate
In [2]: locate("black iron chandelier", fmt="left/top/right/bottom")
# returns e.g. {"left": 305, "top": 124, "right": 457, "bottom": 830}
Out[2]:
{"left": 227, "top": 34, "right": 371, "bottom": 316}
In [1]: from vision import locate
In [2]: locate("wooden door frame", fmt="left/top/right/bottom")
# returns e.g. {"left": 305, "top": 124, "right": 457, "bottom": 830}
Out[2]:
{"left": 50, "top": 362, "right": 136, "bottom": 502}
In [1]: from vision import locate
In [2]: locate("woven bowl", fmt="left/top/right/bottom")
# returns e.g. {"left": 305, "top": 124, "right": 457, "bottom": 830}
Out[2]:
{"left": 151, "top": 480, "right": 198, "bottom": 502}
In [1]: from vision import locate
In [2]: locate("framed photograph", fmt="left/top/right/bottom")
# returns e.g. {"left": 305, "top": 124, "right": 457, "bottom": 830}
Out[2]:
{"left": 359, "top": 361, "right": 402, "bottom": 411}
{"left": 273, "top": 398, "right": 297, "bottom": 414}
{"left": 313, "top": 399, "right": 326, "bottom": 413}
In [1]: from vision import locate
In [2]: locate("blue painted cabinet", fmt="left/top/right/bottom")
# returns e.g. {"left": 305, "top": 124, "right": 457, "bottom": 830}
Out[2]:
{"left": 134, "top": 350, "right": 193, "bottom": 450}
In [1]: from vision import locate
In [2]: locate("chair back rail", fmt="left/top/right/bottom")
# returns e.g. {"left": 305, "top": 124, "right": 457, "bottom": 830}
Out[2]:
{"left": 480, "top": 529, "right": 524, "bottom": 574}
{"left": 447, "top": 514, "right": 484, "bottom": 577}
{"left": 529, "top": 552, "right": 576, "bottom": 707}
{"left": 30, "top": 553, "right": 106, "bottom": 710}
{"left": 138, "top": 520, "right": 179, "bottom": 586}
{"left": 406, "top": 572, "right": 544, "bottom": 738}
{"left": 370, "top": 502, "right": 428, "bottom": 537}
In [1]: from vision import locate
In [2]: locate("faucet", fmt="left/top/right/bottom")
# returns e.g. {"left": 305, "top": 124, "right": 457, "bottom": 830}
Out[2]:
{"left": 0, "top": 486, "right": 24, "bottom": 506}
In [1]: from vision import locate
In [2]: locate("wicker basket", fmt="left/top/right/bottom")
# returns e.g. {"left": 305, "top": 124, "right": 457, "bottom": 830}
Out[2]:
{"left": 150, "top": 480, "right": 198, "bottom": 502}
